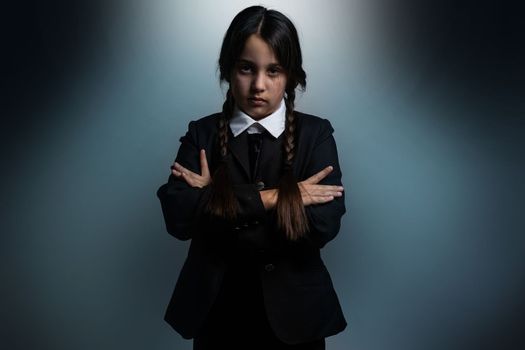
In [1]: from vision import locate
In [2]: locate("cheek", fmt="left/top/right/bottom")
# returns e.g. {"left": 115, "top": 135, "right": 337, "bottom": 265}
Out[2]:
{"left": 270, "top": 77, "right": 287, "bottom": 95}
{"left": 231, "top": 76, "right": 249, "bottom": 94}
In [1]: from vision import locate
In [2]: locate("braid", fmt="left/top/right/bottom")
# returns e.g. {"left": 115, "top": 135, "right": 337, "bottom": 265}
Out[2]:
{"left": 218, "top": 89, "right": 235, "bottom": 157}
{"left": 206, "top": 88, "right": 238, "bottom": 220}
{"left": 277, "top": 89, "right": 309, "bottom": 240}
{"left": 283, "top": 89, "right": 297, "bottom": 167}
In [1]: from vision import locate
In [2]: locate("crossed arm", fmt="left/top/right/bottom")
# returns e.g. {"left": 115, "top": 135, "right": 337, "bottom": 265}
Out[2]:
{"left": 171, "top": 149, "right": 344, "bottom": 209}
{"left": 159, "top": 118, "right": 346, "bottom": 248}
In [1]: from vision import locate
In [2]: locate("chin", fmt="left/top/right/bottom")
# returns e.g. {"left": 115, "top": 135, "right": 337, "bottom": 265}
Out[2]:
{"left": 243, "top": 107, "right": 269, "bottom": 120}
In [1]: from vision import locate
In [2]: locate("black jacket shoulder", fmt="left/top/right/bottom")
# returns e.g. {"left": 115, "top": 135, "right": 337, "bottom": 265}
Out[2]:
{"left": 294, "top": 110, "right": 336, "bottom": 146}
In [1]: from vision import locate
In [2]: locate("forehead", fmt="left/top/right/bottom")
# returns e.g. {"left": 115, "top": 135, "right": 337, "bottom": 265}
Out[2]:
{"left": 239, "top": 34, "right": 280, "bottom": 65}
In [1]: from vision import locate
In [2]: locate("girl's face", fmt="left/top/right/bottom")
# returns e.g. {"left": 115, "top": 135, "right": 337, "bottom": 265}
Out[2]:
{"left": 230, "top": 34, "right": 287, "bottom": 121}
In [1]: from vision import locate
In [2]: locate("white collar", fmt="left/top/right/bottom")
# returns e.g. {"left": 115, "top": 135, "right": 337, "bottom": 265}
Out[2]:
{"left": 229, "top": 98, "right": 286, "bottom": 138}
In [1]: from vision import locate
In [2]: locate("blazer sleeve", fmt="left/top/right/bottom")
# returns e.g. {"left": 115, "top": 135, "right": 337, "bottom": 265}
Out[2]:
{"left": 299, "top": 119, "right": 347, "bottom": 249}
{"left": 156, "top": 120, "right": 266, "bottom": 241}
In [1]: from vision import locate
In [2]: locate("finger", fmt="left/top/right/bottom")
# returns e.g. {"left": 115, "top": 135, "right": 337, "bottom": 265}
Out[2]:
{"left": 172, "top": 163, "right": 195, "bottom": 182}
{"left": 308, "top": 191, "right": 341, "bottom": 200}
{"left": 320, "top": 189, "right": 343, "bottom": 197}
{"left": 185, "top": 175, "right": 207, "bottom": 188}
{"left": 309, "top": 194, "right": 338, "bottom": 205}
{"left": 173, "top": 162, "right": 186, "bottom": 173}
{"left": 182, "top": 169, "right": 199, "bottom": 183}
{"left": 170, "top": 163, "right": 184, "bottom": 176}
{"left": 303, "top": 194, "right": 335, "bottom": 206}
{"left": 314, "top": 195, "right": 335, "bottom": 204}
{"left": 300, "top": 184, "right": 343, "bottom": 195}
{"left": 310, "top": 184, "right": 344, "bottom": 194}
{"left": 303, "top": 166, "right": 333, "bottom": 184}
{"left": 309, "top": 183, "right": 344, "bottom": 190}
{"left": 309, "top": 189, "right": 342, "bottom": 197}
{"left": 174, "top": 162, "right": 198, "bottom": 177}
{"left": 303, "top": 188, "right": 343, "bottom": 204}
{"left": 199, "top": 149, "right": 210, "bottom": 177}
{"left": 179, "top": 171, "right": 199, "bottom": 187}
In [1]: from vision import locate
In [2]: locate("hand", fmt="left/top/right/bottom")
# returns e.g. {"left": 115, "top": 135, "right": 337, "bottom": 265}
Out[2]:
{"left": 298, "top": 166, "right": 344, "bottom": 206}
{"left": 170, "top": 149, "right": 211, "bottom": 188}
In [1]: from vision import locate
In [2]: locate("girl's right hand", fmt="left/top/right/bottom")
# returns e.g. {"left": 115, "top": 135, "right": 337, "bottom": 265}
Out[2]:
{"left": 170, "top": 149, "right": 211, "bottom": 188}
{"left": 298, "top": 166, "right": 344, "bottom": 206}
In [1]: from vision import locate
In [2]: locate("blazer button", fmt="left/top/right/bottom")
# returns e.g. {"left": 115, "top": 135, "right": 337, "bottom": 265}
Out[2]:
{"left": 256, "top": 181, "right": 265, "bottom": 190}
{"left": 264, "top": 263, "right": 275, "bottom": 272}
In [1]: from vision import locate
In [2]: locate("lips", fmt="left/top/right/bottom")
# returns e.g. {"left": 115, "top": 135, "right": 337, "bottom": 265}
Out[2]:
{"left": 249, "top": 97, "right": 267, "bottom": 102}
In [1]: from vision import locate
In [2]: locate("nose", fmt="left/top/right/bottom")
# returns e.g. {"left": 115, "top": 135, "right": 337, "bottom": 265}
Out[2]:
{"left": 251, "top": 71, "right": 265, "bottom": 93}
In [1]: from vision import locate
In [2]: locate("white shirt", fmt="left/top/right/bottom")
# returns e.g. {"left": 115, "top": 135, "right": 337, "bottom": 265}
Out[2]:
{"left": 229, "top": 98, "right": 286, "bottom": 138}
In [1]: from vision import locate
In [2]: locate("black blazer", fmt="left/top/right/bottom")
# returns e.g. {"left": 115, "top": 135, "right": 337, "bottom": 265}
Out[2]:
{"left": 157, "top": 110, "right": 347, "bottom": 345}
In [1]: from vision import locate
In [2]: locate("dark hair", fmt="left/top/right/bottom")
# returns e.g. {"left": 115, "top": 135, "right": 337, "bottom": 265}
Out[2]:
{"left": 207, "top": 5, "right": 308, "bottom": 240}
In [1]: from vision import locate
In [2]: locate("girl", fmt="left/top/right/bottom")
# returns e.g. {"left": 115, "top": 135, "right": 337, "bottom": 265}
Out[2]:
{"left": 157, "top": 6, "right": 347, "bottom": 350}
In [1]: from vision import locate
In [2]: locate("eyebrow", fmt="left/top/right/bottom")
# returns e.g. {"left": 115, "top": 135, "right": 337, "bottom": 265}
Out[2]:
{"left": 237, "top": 58, "right": 282, "bottom": 68}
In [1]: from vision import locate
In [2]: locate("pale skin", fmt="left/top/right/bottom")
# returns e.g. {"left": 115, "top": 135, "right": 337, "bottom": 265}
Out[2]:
{"left": 230, "top": 34, "right": 287, "bottom": 121}
{"left": 171, "top": 150, "right": 344, "bottom": 210}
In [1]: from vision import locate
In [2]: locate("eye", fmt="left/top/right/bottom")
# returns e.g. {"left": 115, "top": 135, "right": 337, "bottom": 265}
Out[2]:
{"left": 239, "top": 64, "right": 253, "bottom": 73}
{"left": 268, "top": 67, "right": 282, "bottom": 76}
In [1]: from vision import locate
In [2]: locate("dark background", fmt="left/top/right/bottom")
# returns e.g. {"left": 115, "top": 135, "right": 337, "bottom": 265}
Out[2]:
{"left": 1, "top": 1, "right": 524, "bottom": 349}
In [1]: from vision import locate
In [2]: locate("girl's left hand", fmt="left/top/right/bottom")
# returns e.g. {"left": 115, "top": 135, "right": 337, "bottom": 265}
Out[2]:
{"left": 170, "top": 149, "right": 211, "bottom": 188}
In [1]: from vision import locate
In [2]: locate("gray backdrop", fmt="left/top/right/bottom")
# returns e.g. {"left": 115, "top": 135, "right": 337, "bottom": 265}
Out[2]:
{"left": 2, "top": 1, "right": 524, "bottom": 349}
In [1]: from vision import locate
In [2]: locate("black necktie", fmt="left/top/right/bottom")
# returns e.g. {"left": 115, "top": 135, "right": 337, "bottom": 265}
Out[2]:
{"left": 247, "top": 132, "right": 263, "bottom": 183}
